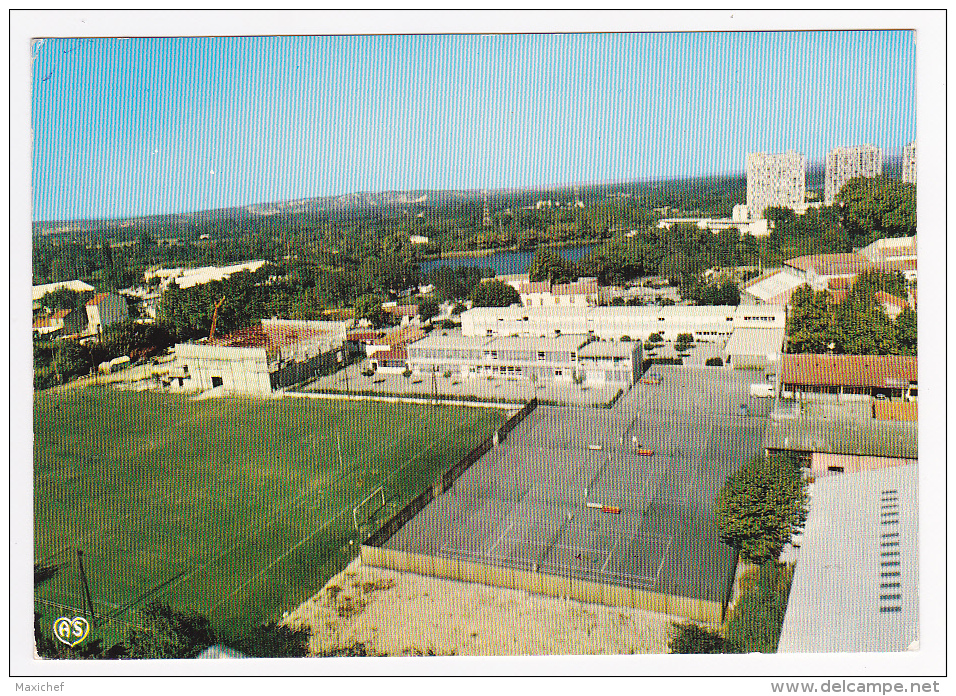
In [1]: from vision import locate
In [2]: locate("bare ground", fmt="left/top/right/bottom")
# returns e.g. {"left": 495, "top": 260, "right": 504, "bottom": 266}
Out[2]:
{"left": 283, "top": 558, "right": 672, "bottom": 656}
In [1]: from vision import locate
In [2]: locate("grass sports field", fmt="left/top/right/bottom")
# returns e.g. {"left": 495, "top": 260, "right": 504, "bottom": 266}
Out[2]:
{"left": 34, "top": 387, "right": 506, "bottom": 646}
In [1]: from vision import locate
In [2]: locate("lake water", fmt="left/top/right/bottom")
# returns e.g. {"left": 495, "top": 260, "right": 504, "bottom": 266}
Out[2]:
{"left": 421, "top": 242, "right": 600, "bottom": 276}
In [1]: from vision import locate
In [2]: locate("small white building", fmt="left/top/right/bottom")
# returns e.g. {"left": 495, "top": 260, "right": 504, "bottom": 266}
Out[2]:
{"left": 656, "top": 216, "right": 770, "bottom": 237}
{"left": 173, "top": 318, "right": 349, "bottom": 395}
{"left": 85, "top": 292, "right": 129, "bottom": 334}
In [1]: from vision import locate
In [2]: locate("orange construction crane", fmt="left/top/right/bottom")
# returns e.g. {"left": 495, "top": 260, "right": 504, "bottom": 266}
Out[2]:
{"left": 208, "top": 296, "right": 226, "bottom": 342}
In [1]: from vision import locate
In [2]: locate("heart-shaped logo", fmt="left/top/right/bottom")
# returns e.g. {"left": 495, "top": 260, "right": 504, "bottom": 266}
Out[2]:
{"left": 52, "top": 616, "right": 90, "bottom": 647}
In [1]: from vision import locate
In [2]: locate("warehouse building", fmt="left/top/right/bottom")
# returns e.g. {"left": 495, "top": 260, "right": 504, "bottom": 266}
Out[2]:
{"left": 777, "top": 464, "right": 917, "bottom": 653}
{"left": 405, "top": 331, "right": 642, "bottom": 386}
{"left": 174, "top": 318, "right": 349, "bottom": 395}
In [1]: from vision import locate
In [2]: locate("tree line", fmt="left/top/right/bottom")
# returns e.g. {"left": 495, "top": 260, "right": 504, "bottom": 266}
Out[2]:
{"left": 786, "top": 270, "right": 916, "bottom": 356}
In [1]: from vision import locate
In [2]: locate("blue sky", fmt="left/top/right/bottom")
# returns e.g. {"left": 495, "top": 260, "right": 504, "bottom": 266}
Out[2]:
{"left": 31, "top": 31, "right": 916, "bottom": 222}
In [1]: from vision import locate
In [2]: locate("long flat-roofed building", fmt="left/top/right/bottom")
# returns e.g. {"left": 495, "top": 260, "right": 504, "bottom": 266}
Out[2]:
{"left": 779, "top": 353, "right": 917, "bottom": 401}
{"left": 746, "top": 150, "right": 807, "bottom": 219}
{"left": 777, "top": 464, "right": 918, "bottom": 653}
{"left": 824, "top": 144, "right": 883, "bottom": 204}
{"left": 406, "top": 331, "right": 641, "bottom": 386}
{"left": 460, "top": 305, "right": 785, "bottom": 342}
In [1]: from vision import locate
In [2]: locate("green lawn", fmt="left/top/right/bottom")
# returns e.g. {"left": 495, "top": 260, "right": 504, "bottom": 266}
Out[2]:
{"left": 34, "top": 388, "right": 506, "bottom": 646}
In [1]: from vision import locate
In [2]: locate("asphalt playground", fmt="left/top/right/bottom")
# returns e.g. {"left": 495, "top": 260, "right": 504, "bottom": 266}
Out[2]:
{"left": 376, "top": 365, "right": 771, "bottom": 608}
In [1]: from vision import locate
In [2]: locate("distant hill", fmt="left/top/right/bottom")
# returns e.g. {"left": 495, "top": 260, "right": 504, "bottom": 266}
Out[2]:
{"left": 32, "top": 162, "right": 909, "bottom": 236}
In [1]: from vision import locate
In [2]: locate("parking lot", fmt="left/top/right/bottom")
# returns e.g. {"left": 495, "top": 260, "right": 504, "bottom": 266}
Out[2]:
{"left": 300, "top": 359, "right": 623, "bottom": 407}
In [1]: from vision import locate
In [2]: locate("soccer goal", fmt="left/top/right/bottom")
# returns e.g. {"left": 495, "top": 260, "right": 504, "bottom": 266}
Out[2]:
{"left": 353, "top": 486, "right": 387, "bottom": 532}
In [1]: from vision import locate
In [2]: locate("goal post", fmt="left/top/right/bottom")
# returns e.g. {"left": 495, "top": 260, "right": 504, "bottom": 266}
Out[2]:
{"left": 353, "top": 486, "right": 386, "bottom": 532}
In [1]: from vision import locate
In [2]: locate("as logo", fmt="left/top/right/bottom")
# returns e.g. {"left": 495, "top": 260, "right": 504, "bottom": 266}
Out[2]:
{"left": 53, "top": 616, "right": 90, "bottom": 647}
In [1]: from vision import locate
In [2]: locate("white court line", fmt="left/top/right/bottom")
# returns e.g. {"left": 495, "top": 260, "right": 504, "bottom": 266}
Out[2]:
{"left": 486, "top": 514, "right": 520, "bottom": 555}
{"left": 653, "top": 535, "right": 673, "bottom": 588}
{"left": 600, "top": 528, "right": 625, "bottom": 572}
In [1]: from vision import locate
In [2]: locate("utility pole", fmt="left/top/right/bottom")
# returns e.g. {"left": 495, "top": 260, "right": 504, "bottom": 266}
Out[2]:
{"left": 340, "top": 349, "right": 350, "bottom": 393}
{"left": 76, "top": 548, "right": 96, "bottom": 628}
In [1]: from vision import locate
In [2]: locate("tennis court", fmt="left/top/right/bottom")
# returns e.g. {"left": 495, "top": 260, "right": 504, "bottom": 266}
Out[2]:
{"left": 365, "top": 366, "right": 769, "bottom": 620}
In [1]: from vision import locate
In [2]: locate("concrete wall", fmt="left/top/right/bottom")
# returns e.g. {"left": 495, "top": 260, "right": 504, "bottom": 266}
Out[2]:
{"left": 175, "top": 343, "right": 272, "bottom": 395}
{"left": 86, "top": 293, "right": 129, "bottom": 333}
{"left": 809, "top": 452, "right": 916, "bottom": 479}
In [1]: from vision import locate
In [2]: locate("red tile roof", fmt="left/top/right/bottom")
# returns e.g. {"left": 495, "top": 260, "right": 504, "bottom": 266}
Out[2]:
{"left": 553, "top": 280, "right": 599, "bottom": 295}
{"left": 347, "top": 331, "right": 383, "bottom": 343}
{"left": 384, "top": 304, "right": 419, "bottom": 317}
{"left": 780, "top": 354, "right": 917, "bottom": 389}
{"left": 85, "top": 292, "right": 111, "bottom": 306}
{"left": 377, "top": 346, "right": 407, "bottom": 362}
{"left": 875, "top": 291, "right": 907, "bottom": 309}
{"left": 210, "top": 323, "right": 329, "bottom": 349}
{"left": 785, "top": 254, "right": 873, "bottom": 276}
{"left": 518, "top": 281, "right": 551, "bottom": 294}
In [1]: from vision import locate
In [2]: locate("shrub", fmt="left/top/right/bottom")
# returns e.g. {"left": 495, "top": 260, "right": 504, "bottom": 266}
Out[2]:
{"left": 723, "top": 562, "right": 795, "bottom": 653}
{"left": 229, "top": 622, "right": 311, "bottom": 658}
{"left": 647, "top": 333, "right": 663, "bottom": 344}
{"left": 668, "top": 622, "right": 728, "bottom": 654}
{"left": 705, "top": 357, "right": 723, "bottom": 366}
{"left": 620, "top": 335, "right": 632, "bottom": 342}
{"left": 124, "top": 602, "right": 216, "bottom": 659}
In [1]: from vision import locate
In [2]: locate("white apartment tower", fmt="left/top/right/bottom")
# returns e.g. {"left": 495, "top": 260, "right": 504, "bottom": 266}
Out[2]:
{"left": 824, "top": 144, "right": 883, "bottom": 204}
{"left": 746, "top": 150, "right": 807, "bottom": 220}
{"left": 902, "top": 141, "right": 917, "bottom": 184}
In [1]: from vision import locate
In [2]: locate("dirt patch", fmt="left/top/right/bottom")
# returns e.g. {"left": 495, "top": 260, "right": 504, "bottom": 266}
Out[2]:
{"left": 283, "top": 558, "right": 671, "bottom": 656}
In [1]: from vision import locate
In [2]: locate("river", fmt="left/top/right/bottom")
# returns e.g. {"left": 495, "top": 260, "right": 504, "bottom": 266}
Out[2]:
{"left": 420, "top": 242, "right": 601, "bottom": 276}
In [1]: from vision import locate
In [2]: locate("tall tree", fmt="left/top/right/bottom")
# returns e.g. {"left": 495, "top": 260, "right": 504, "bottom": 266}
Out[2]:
{"left": 837, "top": 176, "right": 916, "bottom": 246}
{"left": 786, "top": 285, "right": 833, "bottom": 354}
{"left": 894, "top": 306, "right": 918, "bottom": 356}
{"left": 469, "top": 280, "right": 520, "bottom": 307}
{"left": 528, "top": 248, "right": 577, "bottom": 284}
{"left": 716, "top": 454, "right": 808, "bottom": 565}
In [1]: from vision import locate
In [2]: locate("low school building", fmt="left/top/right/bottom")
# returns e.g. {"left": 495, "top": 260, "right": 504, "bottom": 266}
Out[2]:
{"left": 405, "top": 331, "right": 641, "bottom": 386}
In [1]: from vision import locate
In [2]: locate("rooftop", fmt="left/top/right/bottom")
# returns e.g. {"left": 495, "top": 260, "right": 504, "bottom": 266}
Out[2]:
{"left": 32, "top": 280, "right": 95, "bottom": 302}
{"left": 377, "top": 325, "right": 426, "bottom": 348}
{"left": 577, "top": 340, "right": 639, "bottom": 358}
{"left": 785, "top": 253, "right": 873, "bottom": 277}
{"left": 743, "top": 270, "right": 806, "bottom": 304}
{"left": 780, "top": 354, "right": 918, "bottom": 389}
{"left": 85, "top": 292, "right": 112, "bottom": 306}
{"left": 777, "top": 465, "right": 918, "bottom": 653}
{"left": 723, "top": 327, "right": 786, "bottom": 356}
{"left": 209, "top": 322, "right": 331, "bottom": 350}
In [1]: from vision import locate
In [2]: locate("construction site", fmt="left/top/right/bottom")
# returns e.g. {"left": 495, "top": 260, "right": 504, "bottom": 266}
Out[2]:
{"left": 361, "top": 366, "right": 772, "bottom": 622}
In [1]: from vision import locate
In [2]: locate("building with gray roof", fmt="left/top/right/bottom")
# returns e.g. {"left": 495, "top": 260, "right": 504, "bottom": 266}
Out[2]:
{"left": 777, "top": 464, "right": 917, "bottom": 653}
{"left": 405, "top": 331, "right": 641, "bottom": 387}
